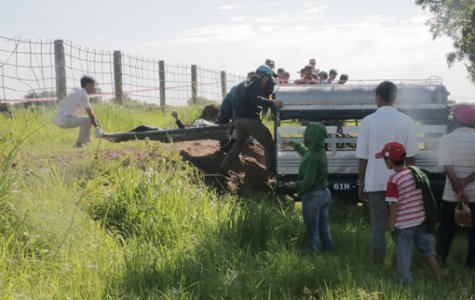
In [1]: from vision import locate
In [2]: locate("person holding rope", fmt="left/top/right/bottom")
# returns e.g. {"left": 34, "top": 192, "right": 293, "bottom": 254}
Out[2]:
{"left": 219, "top": 64, "right": 283, "bottom": 178}
{"left": 54, "top": 76, "right": 102, "bottom": 148}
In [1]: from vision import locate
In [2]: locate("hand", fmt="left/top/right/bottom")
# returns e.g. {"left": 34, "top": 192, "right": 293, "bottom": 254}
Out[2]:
{"left": 388, "top": 223, "right": 396, "bottom": 233}
{"left": 281, "top": 139, "right": 291, "bottom": 147}
{"left": 457, "top": 190, "right": 469, "bottom": 203}
{"left": 273, "top": 100, "right": 283, "bottom": 109}
{"left": 459, "top": 177, "right": 469, "bottom": 188}
{"left": 358, "top": 185, "right": 368, "bottom": 203}
{"left": 171, "top": 111, "right": 179, "bottom": 120}
{"left": 91, "top": 116, "right": 100, "bottom": 127}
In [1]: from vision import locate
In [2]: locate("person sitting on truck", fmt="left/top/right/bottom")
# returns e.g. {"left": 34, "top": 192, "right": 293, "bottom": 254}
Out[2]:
{"left": 308, "top": 58, "right": 320, "bottom": 76}
{"left": 319, "top": 71, "right": 330, "bottom": 84}
{"left": 355, "top": 80, "right": 419, "bottom": 265}
{"left": 219, "top": 64, "right": 283, "bottom": 177}
{"left": 328, "top": 69, "right": 338, "bottom": 83}
{"left": 294, "top": 65, "right": 320, "bottom": 85}
{"left": 284, "top": 122, "right": 334, "bottom": 253}
{"left": 277, "top": 68, "right": 289, "bottom": 84}
{"left": 338, "top": 74, "right": 349, "bottom": 84}
{"left": 265, "top": 58, "right": 280, "bottom": 81}
{"left": 282, "top": 71, "right": 290, "bottom": 84}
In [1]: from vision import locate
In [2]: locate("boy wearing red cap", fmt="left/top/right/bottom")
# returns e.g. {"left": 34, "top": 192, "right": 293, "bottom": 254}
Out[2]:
{"left": 437, "top": 103, "right": 475, "bottom": 268}
{"left": 376, "top": 142, "right": 441, "bottom": 284}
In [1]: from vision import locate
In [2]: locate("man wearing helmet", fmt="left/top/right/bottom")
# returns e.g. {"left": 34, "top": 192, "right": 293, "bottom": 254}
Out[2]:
{"left": 219, "top": 64, "right": 283, "bottom": 177}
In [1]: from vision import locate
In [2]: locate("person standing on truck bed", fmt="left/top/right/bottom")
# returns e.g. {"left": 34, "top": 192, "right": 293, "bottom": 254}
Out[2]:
{"left": 219, "top": 64, "right": 283, "bottom": 177}
{"left": 437, "top": 103, "right": 475, "bottom": 268}
{"left": 355, "top": 80, "right": 419, "bottom": 265}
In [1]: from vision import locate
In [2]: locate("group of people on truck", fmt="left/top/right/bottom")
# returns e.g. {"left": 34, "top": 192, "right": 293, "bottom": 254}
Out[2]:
{"left": 285, "top": 80, "right": 475, "bottom": 285}
{"left": 264, "top": 58, "right": 349, "bottom": 85}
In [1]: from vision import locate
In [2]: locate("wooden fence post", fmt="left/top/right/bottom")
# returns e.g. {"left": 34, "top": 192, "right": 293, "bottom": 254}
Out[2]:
{"left": 191, "top": 64, "right": 197, "bottom": 104}
{"left": 159, "top": 60, "right": 166, "bottom": 111}
{"left": 54, "top": 40, "right": 67, "bottom": 101}
{"left": 220, "top": 71, "right": 227, "bottom": 98}
{"left": 113, "top": 51, "right": 123, "bottom": 104}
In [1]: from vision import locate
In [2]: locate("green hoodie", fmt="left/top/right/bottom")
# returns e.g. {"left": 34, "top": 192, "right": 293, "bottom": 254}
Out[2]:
{"left": 289, "top": 122, "right": 328, "bottom": 195}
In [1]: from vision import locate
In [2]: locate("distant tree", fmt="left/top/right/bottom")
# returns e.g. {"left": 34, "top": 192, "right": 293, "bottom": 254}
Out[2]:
{"left": 416, "top": 0, "right": 475, "bottom": 83}
{"left": 186, "top": 96, "right": 218, "bottom": 106}
{"left": 24, "top": 90, "right": 56, "bottom": 99}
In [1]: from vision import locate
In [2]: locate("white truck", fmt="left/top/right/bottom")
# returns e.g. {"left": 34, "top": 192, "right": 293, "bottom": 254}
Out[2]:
{"left": 274, "top": 78, "right": 450, "bottom": 200}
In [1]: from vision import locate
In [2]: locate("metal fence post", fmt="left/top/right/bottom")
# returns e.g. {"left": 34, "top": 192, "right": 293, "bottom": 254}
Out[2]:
{"left": 220, "top": 71, "right": 227, "bottom": 98}
{"left": 113, "top": 51, "right": 123, "bottom": 104}
{"left": 159, "top": 60, "right": 166, "bottom": 110}
{"left": 54, "top": 40, "right": 67, "bottom": 101}
{"left": 191, "top": 64, "right": 197, "bottom": 104}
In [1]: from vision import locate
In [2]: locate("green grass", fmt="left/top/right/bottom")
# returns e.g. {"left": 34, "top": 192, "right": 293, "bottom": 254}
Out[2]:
{"left": 0, "top": 102, "right": 473, "bottom": 299}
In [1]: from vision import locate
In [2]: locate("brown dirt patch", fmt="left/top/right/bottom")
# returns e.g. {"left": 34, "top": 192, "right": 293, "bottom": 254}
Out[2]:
{"left": 82, "top": 140, "right": 270, "bottom": 196}
{"left": 176, "top": 140, "right": 270, "bottom": 196}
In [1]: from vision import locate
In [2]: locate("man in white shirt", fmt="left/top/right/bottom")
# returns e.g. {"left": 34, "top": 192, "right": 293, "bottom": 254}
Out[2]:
{"left": 437, "top": 103, "right": 475, "bottom": 268}
{"left": 54, "top": 76, "right": 101, "bottom": 147}
{"left": 356, "top": 81, "right": 419, "bottom": 265}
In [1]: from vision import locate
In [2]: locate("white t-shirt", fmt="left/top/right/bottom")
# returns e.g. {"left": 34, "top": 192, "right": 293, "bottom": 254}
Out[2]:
{"left": 54, "top": 88, "right": 91, "bottom": 125}
{"left": 438, "top": 127, "right": 475, "bottom": 202}
{"left": 192, "top": 119, "right": 217, "bottom": 127}
{"left": 356, "top": 106, "right": 419, "bottom": 192}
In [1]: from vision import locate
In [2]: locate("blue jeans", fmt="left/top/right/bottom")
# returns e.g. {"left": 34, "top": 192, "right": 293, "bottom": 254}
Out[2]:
{"left": 301, "top": 188, "right": 334, "bottom": 252}
{"left": 392, "top": 223, "right": 437, "bottom": 284}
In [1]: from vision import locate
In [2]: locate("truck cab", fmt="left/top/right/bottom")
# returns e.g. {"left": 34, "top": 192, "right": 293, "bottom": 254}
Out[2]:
{"left": 274, "top": 78, "right": 450, "bottom": 200}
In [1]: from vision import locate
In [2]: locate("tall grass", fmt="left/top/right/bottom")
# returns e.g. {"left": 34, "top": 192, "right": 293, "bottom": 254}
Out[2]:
{"left": 0, "top": 102, "right": 473, "bottom": 298}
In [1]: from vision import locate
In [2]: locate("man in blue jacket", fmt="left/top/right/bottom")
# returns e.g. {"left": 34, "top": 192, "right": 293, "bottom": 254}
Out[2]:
{"left": 219, "top": 65, "right": 283, "bottom": 177}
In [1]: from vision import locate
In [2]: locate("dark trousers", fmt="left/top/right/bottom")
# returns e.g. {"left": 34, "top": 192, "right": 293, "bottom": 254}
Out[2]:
{"left": 219, "top": 117, "right": 275, "bottom": 175}
{"left": 437, "top": 200, "right": 475, "bottom": 267}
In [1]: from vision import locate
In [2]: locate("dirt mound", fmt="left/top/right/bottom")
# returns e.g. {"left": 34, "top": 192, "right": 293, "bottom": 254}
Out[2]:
{"left": 93, "top": 140, "right": 270, "bottom": 196}
{"left": 176, "top": 140, "right": 271, "bottom": 196}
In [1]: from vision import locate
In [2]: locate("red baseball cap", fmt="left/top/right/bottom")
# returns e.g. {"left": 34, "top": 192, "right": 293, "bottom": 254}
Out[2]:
{"left": 453, "top": 104, "right": 475, "bottom": 124}
{"left": 375, "top": 142, "right": 406, "bottom": 161}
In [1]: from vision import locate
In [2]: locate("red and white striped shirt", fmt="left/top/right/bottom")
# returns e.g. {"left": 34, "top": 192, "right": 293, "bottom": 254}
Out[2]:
{"left": 385, "top": 168, "right": 425, "bottom": 229}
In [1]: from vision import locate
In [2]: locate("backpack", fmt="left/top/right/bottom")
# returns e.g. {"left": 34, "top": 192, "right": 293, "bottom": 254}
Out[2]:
{"left": 408, "top": 166, "right": 439, "bottom": 231}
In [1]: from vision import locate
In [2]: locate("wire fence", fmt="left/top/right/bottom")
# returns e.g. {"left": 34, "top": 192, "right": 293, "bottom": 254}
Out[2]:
{"left": 64, "top": 41, "right": 115, "bottom": 100}
{"left": 0, "top": 36, "right": 245, "bottom": 106}
{"left": 0, "top": 36, "right": 56, "bottom": 102}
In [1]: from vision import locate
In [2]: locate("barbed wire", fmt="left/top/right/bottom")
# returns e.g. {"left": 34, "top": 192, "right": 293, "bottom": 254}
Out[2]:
{"left": 0, "top": 35, "right": 246, "bottom": 105}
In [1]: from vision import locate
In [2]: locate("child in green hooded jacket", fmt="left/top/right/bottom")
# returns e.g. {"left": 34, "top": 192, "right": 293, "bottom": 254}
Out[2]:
{"left": 285, "top": 122, "right": 334, "bottom": 252}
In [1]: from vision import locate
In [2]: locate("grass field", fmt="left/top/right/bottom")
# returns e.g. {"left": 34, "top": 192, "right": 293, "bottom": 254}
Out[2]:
{"left": 0, "top": 101, "right": 473, "bottom": 299}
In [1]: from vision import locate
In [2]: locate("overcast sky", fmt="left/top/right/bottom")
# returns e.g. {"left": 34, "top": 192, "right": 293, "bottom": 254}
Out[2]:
{"left": 3, "top": 0, "right": 474, "bottom": 102}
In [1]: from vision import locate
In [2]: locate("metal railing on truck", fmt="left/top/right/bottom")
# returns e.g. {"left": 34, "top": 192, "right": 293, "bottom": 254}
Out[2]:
{"left": 275, "top": 124, "right": 448, "bottom": 200}
{"left": 273, "top": 80, "right": 450, "bottom": 200}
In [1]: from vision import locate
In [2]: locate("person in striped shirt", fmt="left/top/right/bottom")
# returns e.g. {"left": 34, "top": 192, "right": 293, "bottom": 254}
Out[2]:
{"left": 376, "top": 142, "right": 441, "bottom": 284}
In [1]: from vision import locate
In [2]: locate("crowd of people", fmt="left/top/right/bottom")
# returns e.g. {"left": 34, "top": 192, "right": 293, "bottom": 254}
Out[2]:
{"left": 264, "top": 58, "right": 349, "bottom": 85}
{"left": 285, "top": 81, "right": 475, "bottom": 285}
{"left": 54, "top": 67, "right": 474, "bottom": 286}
